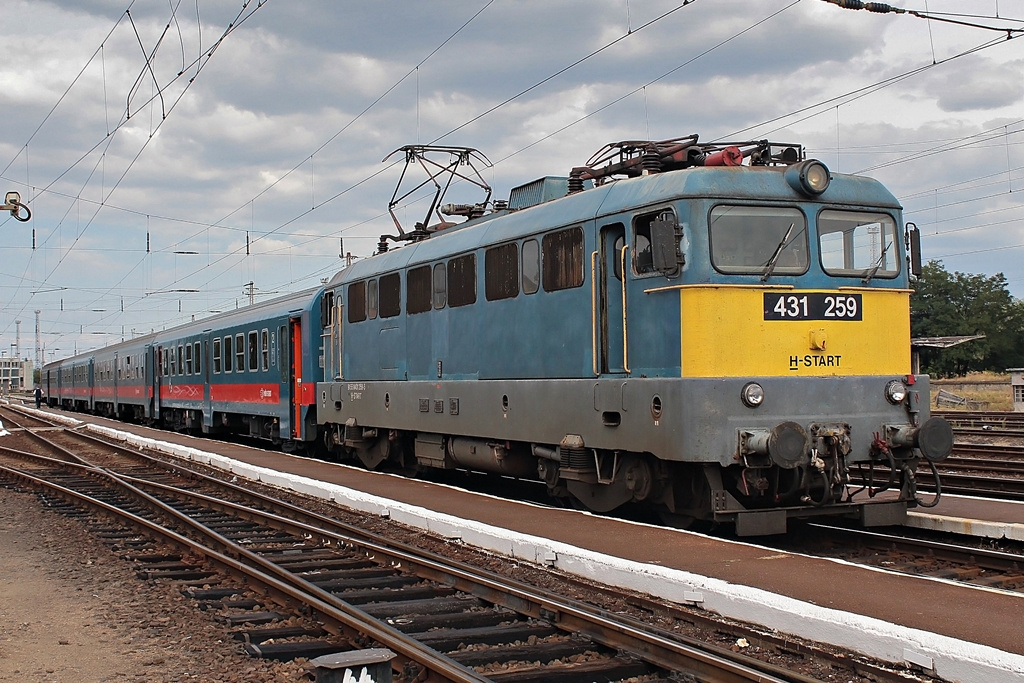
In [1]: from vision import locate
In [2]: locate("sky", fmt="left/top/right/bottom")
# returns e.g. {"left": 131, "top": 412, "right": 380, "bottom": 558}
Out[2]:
{"left": 1, "top": 0, "right": 1023, "bottom": 364}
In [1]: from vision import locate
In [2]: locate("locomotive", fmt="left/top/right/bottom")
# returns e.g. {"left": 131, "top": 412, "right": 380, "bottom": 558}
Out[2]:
{"left": 43, "top": 135, "right": 953, "bottom": 535}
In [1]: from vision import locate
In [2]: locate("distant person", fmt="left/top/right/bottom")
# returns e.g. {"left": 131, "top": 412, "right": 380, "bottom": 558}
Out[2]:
{"left": 34, "top": 386, "right": 42, "bottom": 408}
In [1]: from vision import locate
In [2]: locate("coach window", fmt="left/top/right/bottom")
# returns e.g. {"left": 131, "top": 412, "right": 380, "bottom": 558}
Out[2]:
{"left": 368, "top": 279, "right": 378, "bottom": 319}
{"left": 407, "top": 265, "right": 432, "bottom": 314}
{"left": 248, "top": 331, "right": 258, "bottom": 372}
{"left": 485, "top": 242, "right": 519, "bottom": 301}
{"left": 235, "top": 333, "right": 245, "bottom": 373}
{"left": 170, "top": 348, "right": 177, "bottom": 376}
{"left": 448, "top": 253, "right": 476, "bottom": 307}
{"left": 185, "top": 343, "right": 193, "bottom": 375}
{"left": 194, "top": 341, "right": 202, "bottom": 376}
{"left": 542, "top": 227, "right": 585, "bottom": 291}
{"left": 710, "top": 205, "right": 807, "bottom": 276}
{"left": 177, "top": 345, "right": 184, "bottom": 376}
{"left": 347, "top": 281, "right": 366, "bottom": 323}
{"left": 380, "top": 272, "right": 401, "bottom": 318}
{"left": 260, "top": 329, "right": 269, "bottom": 371}
{"left": 522, "top": 239, "right": 539, "bottom": 294}
{"left": 432, "top": 263, "right": 447, "bottom": 308}
{"left": 162, "top": 348, "right": 168, "bottom": 377}
{"left": 213, "top": 338, "right": 222, "bottom": 374}
{"left": 224, "top": 336, "right": 233, "bottom": 373}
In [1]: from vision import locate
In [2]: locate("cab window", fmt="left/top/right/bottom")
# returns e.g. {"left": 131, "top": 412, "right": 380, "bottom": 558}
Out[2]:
{"left": 818, "top": 210, "right": 899, "bottom": 279}
{"left": 709, "top": 205, "right": 807, "bottom": 276}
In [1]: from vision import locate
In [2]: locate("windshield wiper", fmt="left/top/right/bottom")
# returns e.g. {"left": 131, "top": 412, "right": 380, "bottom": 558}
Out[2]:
{"left": 862, "top": 239, "right": 892, "bottom": 284}
{"left": 761, "top": 223, "right": 795, "bottom": 282}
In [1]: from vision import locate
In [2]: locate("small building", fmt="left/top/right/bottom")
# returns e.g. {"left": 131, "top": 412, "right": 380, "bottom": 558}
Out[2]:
{"left": 1009, "top": 368, "right": 1024, "bottom": 412}
{"left": 0, "top": 356, "right": 34, "bottom": 394}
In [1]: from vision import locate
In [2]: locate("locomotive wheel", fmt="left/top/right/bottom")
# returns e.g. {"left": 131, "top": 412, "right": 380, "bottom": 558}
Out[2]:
{"left": 356, "top": 436, "right": 390, "bottom": 470}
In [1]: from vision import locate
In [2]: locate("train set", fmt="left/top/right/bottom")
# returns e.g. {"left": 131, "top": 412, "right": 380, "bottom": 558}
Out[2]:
{"left": 42, "top": 135, "right": 954, "bottom": 535}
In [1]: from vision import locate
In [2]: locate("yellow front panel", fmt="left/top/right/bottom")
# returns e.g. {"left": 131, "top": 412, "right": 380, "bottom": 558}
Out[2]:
{"left": 679, "top": 286, "right": 910, "bottom": 378}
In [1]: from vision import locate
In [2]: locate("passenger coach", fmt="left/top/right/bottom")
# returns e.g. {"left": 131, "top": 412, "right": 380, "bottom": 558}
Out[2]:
{"left": 43, "top": 288, "right": 324, "bottom": 452}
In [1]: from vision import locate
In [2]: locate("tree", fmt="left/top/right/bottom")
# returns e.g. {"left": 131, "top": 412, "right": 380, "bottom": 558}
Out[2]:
{"left": 910, "top": 261, "right": 1024, "bottom": 377}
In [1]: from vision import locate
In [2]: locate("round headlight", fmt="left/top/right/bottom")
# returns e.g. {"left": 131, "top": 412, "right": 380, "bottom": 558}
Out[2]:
{"left": 785, "top": 159, "right": 831, "bottom": 196}
{"left": 885, "top": 380, "right": 907, "bottom": 404}
{"left": 803, "top": 161, "right": 830, "bottom": 194}
{"left": 741, "top": 382, "right": 765, "bottom": 408}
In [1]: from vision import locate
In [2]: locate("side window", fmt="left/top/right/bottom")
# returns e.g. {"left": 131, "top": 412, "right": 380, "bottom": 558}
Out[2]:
{"left": 177, "top": 345, "right": 184, "bottom": 376}
{"left": 162, "top": 348, "right": 168, "bottom": 377}
{"left": 542, "top": 227, "right": 585, "bottom": 291}
{"left": 633, "top": 218, "right": 654, "bottom": 275}
{"left": 485, "top": 243, "right": 519, "bottom": 301}
{"left": 248, "top": 331, "right": 258, "bottom": 372}
{"left": 260, "top": 329, "right": 269, "bottom": 371}
{"left": 235, "top": 333, "right": 245, "bottom": 373}
{"left": 322, "top": 290, "right": 335, "bottom": 327}
{"left": 432, "top": 263, "right": 447, "bottom": 309}
{"left": 224, "top": 336, "right": 233, "bottom": 373}
{"left": 379, "top": 272, "right": 401, "bottom": 318}
{"left": 185, "top": 343, "right": 193, "bottom": 375}
{"left": 194, "top": 341, "right": 202, "bottom": 376}
{"left": 522, "top": 239, "right": 539, "bottom": 294}
{"left": 448, "top": 254, "right": 477, "bottom": 307}
{"left": 347, "top": 281, "right": 367, "bottom": 323}
{"left": 170, "top": 347, "right": 177, "bottom": 376}
{"left": 368, "top": 279, "right": 379, "bottom": 319}
{"left": 407, "top": 265, "right": 432, "bottom": 314}
{"left": 213, "top": 338, "right": 222, "bottom": 374}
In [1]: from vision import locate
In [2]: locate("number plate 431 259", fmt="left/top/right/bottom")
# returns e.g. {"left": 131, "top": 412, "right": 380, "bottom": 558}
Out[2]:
{"left": 763, "top": 292, "right": 863, "bottom": 321}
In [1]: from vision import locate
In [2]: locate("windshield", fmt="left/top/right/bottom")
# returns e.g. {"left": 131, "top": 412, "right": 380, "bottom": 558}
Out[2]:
{"left": 709, "top": 205, "right": 808, "bottom": 276}
{"left": 818, "top": 210, "right": 899, "bottom": 279}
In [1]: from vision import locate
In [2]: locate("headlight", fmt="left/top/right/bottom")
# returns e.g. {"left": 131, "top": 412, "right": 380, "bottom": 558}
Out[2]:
{"left": 885, "top": 380, "right": 907, "bottom": 404}
{"left": 741, "top": 382, "right": 765, "bottom": 408}
{"left": 785, "top": 159, "right": 831, "bottom": 196}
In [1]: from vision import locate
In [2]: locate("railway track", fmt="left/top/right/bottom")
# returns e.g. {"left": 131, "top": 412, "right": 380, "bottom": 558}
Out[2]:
{"left": 770, "top": 522, "right": 1024, "bottom": 594}
{"left": 0, "top": 421, "right": 875, "bottom": 683}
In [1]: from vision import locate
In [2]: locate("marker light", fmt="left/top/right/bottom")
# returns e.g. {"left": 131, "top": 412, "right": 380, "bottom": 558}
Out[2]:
{"left": 785, "top": 159, "right": 831, "bottom": 196}
{"left": 741, "top": 382, "right": 765, "bottom": 408}
{"left": 885, "top": 379, "right": 907, "bottom": 404}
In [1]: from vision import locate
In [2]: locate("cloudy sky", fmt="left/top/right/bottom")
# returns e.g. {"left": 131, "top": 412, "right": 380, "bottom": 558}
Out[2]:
{"left": 1, "top": 0, "right": 1022, "bottom": 363}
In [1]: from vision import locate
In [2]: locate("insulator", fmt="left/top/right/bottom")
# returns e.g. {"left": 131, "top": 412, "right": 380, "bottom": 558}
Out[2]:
{"left": 377, "top": 236, "right": 389, "bottom": 254}
{"left": 687, "top": 148, "right": 708, "bottom": 166}
{"left": 567, "top": 174, "right": 584, "bottom": 194}
{"left": 642, "top": 149, "right": 662, "bottom": 173}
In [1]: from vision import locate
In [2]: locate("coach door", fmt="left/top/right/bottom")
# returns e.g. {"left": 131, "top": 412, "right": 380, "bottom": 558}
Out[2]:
{"left": 594, "top": 223, "right": 628, "bottom": 375}
{"left": 289, "top": 317, "right": 303, "bottom": 439}
{"left": 152, "top": 345, "right": 162, "bottom": 419}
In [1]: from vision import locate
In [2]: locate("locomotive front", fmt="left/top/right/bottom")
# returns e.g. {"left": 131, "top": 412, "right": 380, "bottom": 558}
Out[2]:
{"left": 641, "top": 153, "right": 954, "bottom": 534}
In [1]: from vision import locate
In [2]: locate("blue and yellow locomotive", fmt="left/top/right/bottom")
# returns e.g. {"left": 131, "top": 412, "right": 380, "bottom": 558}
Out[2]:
{"left": 42, "top": 135, "right": 952, "bottom": 535}
{"left": 316, "top": 138, "right": 953, "bottom": 534}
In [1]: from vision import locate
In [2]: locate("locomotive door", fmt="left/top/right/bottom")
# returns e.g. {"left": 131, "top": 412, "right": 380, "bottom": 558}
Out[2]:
{"left": 595, "top": 223, "right": 627, "bottom": 375}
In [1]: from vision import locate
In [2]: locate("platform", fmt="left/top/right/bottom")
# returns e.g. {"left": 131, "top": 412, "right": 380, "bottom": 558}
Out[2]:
{"left": 14, "top": 406, "right": 1024, "bottom": 683}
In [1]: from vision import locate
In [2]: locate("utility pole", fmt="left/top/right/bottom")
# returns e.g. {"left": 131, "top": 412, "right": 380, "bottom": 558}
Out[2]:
{"left": 34, "top": 310, "right": 41, "bottom": 367}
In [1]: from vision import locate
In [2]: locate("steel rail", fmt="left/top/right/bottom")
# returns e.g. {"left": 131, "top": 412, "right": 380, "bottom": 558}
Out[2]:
{"left": 807, "top": 523, "right": 1024, "bottom": 576}
{"left": 0, "top": 458, "right": 489, "bottom": 683}
{"left": 2, "top": 434, "right": 808, "bottom": 683}
{"left": 119, "top": 472, "right": 807, "bottom": 683}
